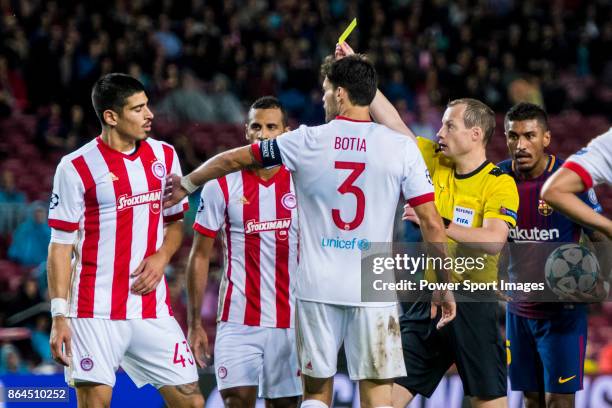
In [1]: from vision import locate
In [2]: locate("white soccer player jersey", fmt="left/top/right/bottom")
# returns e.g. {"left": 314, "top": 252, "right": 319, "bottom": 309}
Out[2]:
{"left": 252, "top": 116, "right": 435, "bottom": 306}
{"left": 564, "top": 128, "right": 612, "bottom": 188}
{"left": 48, "top": 137, "right": 188, "bottom": 320}
{"left": 194, "top": 167, "right": 298, "bottom": 328}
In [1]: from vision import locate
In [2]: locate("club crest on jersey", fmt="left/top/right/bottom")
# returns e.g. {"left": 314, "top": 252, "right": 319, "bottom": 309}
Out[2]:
{"left": 281, "top": 192, "right": 297, "bottom": 210}
{"left": 151, "top": 161, "right": 166, "bottom": 180}
{"left": 244, "top": 218, "right": 291, "bottom": 235}
{"left": 117, "top": 189, "right": 162, "bottom": 214}
{"left": 538, "top": 199, "right": 553, "bottom": 216}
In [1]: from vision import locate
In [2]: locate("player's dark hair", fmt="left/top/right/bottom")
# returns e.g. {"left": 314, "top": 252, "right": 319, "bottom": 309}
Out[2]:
{"left": 91, "top": 73, "right": 145, "bottom": 126}
{"left": 321, "top": 54, "right": 377, "bottom": 106}
{"left": 250, "top": 96, "right": 288, "bottom": 127}
{"left": 504, "top": 102, "right": 549, "bottom": 132}
{"left": 448, "top": 98, "right": 496, "bottom": 145}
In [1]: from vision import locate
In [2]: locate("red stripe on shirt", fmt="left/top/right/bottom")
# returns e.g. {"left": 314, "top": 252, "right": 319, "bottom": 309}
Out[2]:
{"left": 407, "top": 192, "right": 435, "bottom": 207}
{"left": 161, "top": 143, "right": 176, "bottom": 314}
{"left": 218, "top": 177, "right": 233, "bottom": 322}
{"left": 139, "top": 142, "right": 162, "bottom": 318}
{"left": 71, "top": 156, "right": 99, "bottom": 318}
{"left": 99, "top": 147, "right": 133, "bottom": 320}
{"left": 242, "top": 171, "right": 261, "bottom": 326}
{"left": 274, "top": 168, "right": 292, "bottom": 328}
{"left": 48, "top": 219, "right": 79, "bottom": 231}
{"left": 194, "top": 222, "right": 218, "bottom": 238}
{"left": 563, "top": 161, "right": 593, "bottom": 190}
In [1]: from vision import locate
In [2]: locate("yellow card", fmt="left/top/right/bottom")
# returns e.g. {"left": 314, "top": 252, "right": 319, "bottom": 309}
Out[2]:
{"left": 338, "top": 18, "right": 357, "bottom": 44}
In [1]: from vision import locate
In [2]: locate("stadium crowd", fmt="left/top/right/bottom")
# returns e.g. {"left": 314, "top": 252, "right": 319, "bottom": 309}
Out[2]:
{"left": 1, "top": 0, "right": 612, "bottom": 382}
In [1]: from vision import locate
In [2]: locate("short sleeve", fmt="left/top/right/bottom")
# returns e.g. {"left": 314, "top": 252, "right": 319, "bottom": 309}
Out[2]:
{"left": 193, "top": 179, "right": 228, "bottom": 238}
{"left": 402, "top": 139, "right": 435, "bottom": 206}
{"left": 564, "top": 129, "right": 612, "bottom": 189}
{"left": 48, "top": 159, "right": 85, "bottom": 232}
{"left": 483, "top": 174, "right": 519, "bottom": 227}
{"left": 416, "top": 136, "right": 438, "bottom": 176}
{"left": 274, "top": 126, "right": 308, "bottom": 172}
{"left": 163, "top": 147, "right": 190, "bottom": 222}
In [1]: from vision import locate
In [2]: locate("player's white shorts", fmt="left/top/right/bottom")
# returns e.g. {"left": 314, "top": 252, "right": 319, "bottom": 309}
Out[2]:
{"left": 214, "top": 321, "right": 301, "bottom": 399}
{"left": 65, "top": 317, "right": 198, "bottom": 389}
{"left": 296, "top": 300, "right": 406, "bottom": 380}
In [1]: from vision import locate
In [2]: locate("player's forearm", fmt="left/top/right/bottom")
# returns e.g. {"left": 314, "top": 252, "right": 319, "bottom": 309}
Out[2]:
{"left": 47, "top": 243, "right": 73, "bottom": 300}
{"left": 187, "top": 146, "right": 257, "bottom": 188}
{"left": 420, "top": 219, "right": 451, "bottom": 284}
{"left": 446, "top": 224, "right": 506, "bottom": 255}
{"left": 369, "top": 90, "right": 417, "bottom": 143}
{"left": 544, "top": 191, "right": 612, "bottom": 239}
{"left": 586, "top": 230, "right": 612, "bottom": 281}
{"left": 186, "top": 252, "right": 210, "bottom": 329}
{"left": 157, "top": 220, "right": 184, "bottom": 262}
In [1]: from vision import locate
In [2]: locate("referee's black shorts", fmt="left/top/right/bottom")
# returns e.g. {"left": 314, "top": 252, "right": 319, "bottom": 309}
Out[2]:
{"left": 395, "top": 300, "right": 507, "bottom": 399}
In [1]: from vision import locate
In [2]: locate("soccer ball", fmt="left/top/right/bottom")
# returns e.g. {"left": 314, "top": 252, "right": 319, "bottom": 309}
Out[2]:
{"left": 544, "top": 243, "right": 599, "bottom": 296}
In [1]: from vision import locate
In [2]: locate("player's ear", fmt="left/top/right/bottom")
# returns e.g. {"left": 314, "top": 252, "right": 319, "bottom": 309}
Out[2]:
{"left": 336, "top": 86, "right": 344, "bottom": 101}
{"left": 543, "top": 130, "right": 551, "bottom": 148}
{"left": 103, "top": 110, "right": 118, "bottom": 127}
{"left": 471, "top": 126, "right": 483, "bottom": 143}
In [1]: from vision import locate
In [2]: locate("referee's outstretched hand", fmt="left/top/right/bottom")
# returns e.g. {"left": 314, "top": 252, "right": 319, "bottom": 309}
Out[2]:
{"left": 431, "top": 289, "right": 456, "bottom": 330}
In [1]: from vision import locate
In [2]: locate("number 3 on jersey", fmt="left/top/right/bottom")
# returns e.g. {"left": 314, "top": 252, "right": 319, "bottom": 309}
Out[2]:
{"left": 332, "top": 161, "right": 366, "bottom": 231}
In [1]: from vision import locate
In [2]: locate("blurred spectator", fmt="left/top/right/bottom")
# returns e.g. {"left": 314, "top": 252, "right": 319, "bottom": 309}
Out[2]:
{"left": 8, "top": 202, "right": 51, "bottom": 267}
{"left": 0, "top": 170, "right": 26, "bottom": 204}
{"left": 156, "top": 69, "right": 215, "bottom": 123}
{"left": 64, "top": 105, "right": 89, "bottom": 149}
{"left": 35, "top": 103, "right": 68, "bottom": 153}
{"left": 0, "top": 55, "right": 28, "bottom": 117}
{"left": 210, "top": 74, "right": 244, "bottom": 124}
{"left": 30, "top": 315, "right": 52, "bottom": 364}
{"left": 0, "top": 344, "right": 29, "bottom": 375}
{"left": 4, "top": 276, "right": 44, "bottom": 325}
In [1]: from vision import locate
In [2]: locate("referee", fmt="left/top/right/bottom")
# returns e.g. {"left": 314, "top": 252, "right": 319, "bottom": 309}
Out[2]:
{"left": 337, "top": 42, "right": 517, "bottom": 408}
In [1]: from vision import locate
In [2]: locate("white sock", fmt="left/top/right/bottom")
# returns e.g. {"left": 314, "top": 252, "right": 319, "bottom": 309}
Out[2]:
{"left": 300, "top": 400, "right": 329, "bottom": 408}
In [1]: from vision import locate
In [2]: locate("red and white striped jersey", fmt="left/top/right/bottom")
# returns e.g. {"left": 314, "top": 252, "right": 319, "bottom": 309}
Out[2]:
{"left": 252, "top": 116, "right": 435, "bottom": 306}
{"left": 48, "top": 136, "right": 189, "bottom": 320}
{"left": 193, "top": 167, "right": 298, "bottom": 328}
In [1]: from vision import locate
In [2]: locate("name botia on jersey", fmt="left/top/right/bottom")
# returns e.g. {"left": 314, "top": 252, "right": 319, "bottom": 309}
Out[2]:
{"left": 334, "top": 136, "right": 366, "bottom": 152}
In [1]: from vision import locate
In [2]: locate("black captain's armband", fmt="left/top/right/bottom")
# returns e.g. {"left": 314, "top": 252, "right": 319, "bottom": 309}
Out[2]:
{"left": 259, "top": 139, "right": 283, "bottom": 167}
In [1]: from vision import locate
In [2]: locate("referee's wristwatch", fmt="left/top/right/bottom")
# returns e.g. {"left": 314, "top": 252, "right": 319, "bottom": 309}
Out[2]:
{"left": 442, "top": 217, "right": 452, "bottom": 229}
